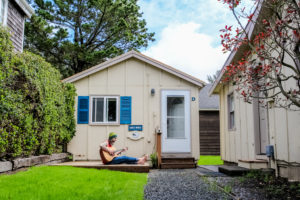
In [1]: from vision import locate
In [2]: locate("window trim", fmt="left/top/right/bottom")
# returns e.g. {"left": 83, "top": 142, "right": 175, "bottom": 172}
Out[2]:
{"left": 0, "top": 0, "right": 8, "bottom": 26}
{"left": 227, "top": 93, "right": 235, "bottom": 130}
{"left": 89, "top": 95, "right": 119, "bottom": 125}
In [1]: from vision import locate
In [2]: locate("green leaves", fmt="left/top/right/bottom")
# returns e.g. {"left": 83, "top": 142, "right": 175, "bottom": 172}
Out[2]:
{"left": 0, "top": 28, "right": 76, "bottom": 160}
{"left": 24, "top": 0, "right": 155, "bottom": 78}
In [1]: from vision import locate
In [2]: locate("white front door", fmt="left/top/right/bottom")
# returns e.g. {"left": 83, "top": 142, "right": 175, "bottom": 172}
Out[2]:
{"left": 161, "top": 90, "right": 191, "bottom": 152}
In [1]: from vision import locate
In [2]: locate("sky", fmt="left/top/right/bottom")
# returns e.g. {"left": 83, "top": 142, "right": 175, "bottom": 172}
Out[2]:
{"left": 137, "top": 0, "right": 238, "bottom": 82}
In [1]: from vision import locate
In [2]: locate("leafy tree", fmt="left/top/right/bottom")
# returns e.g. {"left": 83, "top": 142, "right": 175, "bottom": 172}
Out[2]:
{"left": 207, "top": 70, "right": 221, "bottom": 83}
{"left": 25, "top": 0, "right": 155, "bottom": 78}
{"left": 219, "top": 0, "right": 300, "bottom": 108}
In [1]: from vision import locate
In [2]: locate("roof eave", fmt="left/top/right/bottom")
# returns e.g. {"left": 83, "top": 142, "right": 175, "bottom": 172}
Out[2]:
{"left": 14, "top": 0, "right": 35, "bottom": 18}
{"left": 63, "top": 50, "right": 206, "bottom": 88}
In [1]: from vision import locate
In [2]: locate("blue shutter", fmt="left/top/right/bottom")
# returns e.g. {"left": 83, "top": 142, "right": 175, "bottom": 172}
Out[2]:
{"left": 77, "top": 96, "right": 89, "bottom": 124}
{"left": 120, "top": 96, "right": 131, "bottom": 124}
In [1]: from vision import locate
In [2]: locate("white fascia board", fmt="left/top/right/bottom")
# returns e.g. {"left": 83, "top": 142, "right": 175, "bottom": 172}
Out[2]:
{"left": 14, "top": 0, "right": 34, "bottom": 18}
{"left": 63, "top": 50, "right": 206, "bottom": 88}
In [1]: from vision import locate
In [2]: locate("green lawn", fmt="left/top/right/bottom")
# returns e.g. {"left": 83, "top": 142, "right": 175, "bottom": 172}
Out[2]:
{"left": 198, "top": 155, "right": 224, "bottom": 165}
{"left": 0, "top": 166, "right": 147, "bottom": 200}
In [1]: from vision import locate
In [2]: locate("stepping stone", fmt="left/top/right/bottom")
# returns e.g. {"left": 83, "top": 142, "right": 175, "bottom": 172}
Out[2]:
{"left": 197, "top": 166, "right": 227, "bottom": 177}
{"left": 218, "top": 165, "right": 250, "bottom": 176}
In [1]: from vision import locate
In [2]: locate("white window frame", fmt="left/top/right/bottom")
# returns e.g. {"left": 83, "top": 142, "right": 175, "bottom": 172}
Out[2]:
{"left": 0, "top": 0, "right": 8, "bottom": 26}
{"left": 228, "top": 93, "right": 235, "bottom": 130}
{"left": 90, "top": 96, "right": 119, "bottom": 125}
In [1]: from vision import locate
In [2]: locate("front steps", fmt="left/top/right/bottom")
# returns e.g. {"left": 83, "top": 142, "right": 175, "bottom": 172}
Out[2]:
{"left": 160, "top": 154, "right": 197, "bottom": 169}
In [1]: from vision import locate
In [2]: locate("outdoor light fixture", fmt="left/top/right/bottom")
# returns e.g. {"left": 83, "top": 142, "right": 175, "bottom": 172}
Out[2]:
{"left": 151, "top": 88, "right": 155, "bottom": 96}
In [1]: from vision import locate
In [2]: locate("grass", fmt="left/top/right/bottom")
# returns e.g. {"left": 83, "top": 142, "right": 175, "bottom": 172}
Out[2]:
{"left": 198, "top": 155, "right": 224, "bottom": 165}
{"left": 0, "top": 166, "right": 147, "bottom": 200}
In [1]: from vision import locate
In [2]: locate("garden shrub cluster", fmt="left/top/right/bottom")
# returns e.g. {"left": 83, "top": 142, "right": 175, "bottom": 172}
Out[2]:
{"left": 0, "top": 28, "right": 76, "bottom": 160}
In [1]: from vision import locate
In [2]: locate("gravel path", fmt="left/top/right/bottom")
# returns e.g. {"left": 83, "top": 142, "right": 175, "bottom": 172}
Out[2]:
{"left": 144, "top": 169, "right": 231, "bottom": 200}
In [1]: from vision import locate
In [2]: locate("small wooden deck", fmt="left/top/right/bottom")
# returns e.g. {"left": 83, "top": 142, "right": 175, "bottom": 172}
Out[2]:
{"left": 52, "top": 161, "right": 150, "bottom": 173}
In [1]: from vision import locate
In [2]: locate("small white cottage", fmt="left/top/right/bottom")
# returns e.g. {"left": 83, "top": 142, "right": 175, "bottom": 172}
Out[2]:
{"left": 63, "top": 50, "right": 205, "bottom": 162}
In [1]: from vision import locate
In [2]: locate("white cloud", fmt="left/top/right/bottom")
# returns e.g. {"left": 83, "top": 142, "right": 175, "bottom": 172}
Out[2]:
{"left": 138, "top": 0, "right": 238, "bottom": 42}
{"left": 142, "top": 22, "right": 228, "bottom": 82}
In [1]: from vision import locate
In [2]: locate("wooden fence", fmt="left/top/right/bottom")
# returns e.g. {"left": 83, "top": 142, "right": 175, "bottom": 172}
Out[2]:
{"left": 199, "top": 111, "right": 220, "bottom": 155}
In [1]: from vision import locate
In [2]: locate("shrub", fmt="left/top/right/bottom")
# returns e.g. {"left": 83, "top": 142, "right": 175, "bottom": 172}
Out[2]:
{"left": 150, "top": 152, "right": 158, "bottom": 168}
{"left": 0, "top": 27, "right": 76, "bottom": 159}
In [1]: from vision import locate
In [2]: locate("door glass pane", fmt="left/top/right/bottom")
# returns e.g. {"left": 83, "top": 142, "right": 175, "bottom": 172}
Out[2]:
{"left": 94, "top": 98, "right": 104, "bottom": 122}
{"left": 167, "top": 97, "right": 184, "bottom": 117}
{"left": 167, "top": 118, "right": 185, "bottom": 138}
{"left": 167, "top": 96, "right": 185, "bottom": 138}
{"left": 107, "top": 98, "right": 117, "bottom": 122}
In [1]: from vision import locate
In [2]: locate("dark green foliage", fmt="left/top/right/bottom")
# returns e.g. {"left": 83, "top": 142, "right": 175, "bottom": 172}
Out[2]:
{"left": 243, "top": 170, "right": 300, "bottom": 199}
{"left": 25, "top": 0, "right": 155, "bottom": 78}
{"left": 150, "top": 152, "right": 157, "bottom": 168}
{"left": 0, "top": 28, "right": 76, "bottom": 159}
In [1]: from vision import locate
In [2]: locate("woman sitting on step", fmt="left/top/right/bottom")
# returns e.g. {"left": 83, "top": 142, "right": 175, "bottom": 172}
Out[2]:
{"left": 99, "top": 132, "right": 147, "bottom": 165}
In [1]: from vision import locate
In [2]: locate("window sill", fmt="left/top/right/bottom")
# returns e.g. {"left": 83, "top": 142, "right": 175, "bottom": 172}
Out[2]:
{"left": 256, "top": 154, "right": 268, "bottom": 160}
{"left": 89, "top": 123, "right": 120, "bottom": 126}
{"left": 228, "top": 128, "right": 236, "bottom": 132}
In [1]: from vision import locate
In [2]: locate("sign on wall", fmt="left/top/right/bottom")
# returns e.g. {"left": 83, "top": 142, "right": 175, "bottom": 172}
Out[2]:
{"left": 128, "top": 125, "right": 143, "bottom": 131}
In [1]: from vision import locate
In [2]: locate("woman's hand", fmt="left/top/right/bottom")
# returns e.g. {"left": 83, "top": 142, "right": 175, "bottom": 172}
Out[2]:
{"left": 108, "top": 149, "right": 114, "bottom": 155}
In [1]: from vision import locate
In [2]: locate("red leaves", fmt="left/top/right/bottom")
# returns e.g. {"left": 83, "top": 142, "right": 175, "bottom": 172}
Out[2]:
{"left": 293, "top": 30, "right": 300, "bottom": 39}
{"left": 248, "top": 13, "right": 254, "bottom": 22}
{"left": 218, "top": 0, "right": 300, "bottom": 107}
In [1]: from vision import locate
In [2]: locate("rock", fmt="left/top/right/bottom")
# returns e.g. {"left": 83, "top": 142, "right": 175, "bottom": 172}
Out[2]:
{"left": 13, "top": 155, "right": 51, "bottom": 170}
{"left": 0, "top": 161, "right": 13, "bottom": 173}
{"left": 49, "top": 153, "right": 69, "bottom": 161}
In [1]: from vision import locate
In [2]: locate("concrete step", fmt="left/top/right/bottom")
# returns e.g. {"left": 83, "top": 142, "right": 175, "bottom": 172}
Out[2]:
{"left": 161, "top": 157, "right": 195, "bottom": 164}
{"left": 218, "top": 165, "right": 250, "bottom": 176}
{"left": 161, "top": 163, "right": 196, "bottom": 169}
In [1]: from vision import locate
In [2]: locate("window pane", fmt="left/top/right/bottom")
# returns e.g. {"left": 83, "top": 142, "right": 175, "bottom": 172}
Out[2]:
{"left": 92, "top": 98, "right": 96, "bottom": 122}
{"left": 96, "top": 98, "right": 104, "bottom": 122}
{"left": 230, "top": 112, "right": 234, "bottom": 129}
{"left": 92, "top": 98, "right": 104, "bottom": 122}
{"left": 231, "top": 96, "right": 234, "bottom": 111}
{"left": 107, "top": 98, "right": 117, "bottom": 122}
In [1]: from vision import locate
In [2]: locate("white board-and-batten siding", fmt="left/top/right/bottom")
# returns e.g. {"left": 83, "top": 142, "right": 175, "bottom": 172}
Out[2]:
{"left": 219, "top": 82, "right": 300, "bottom": 181}
{"left": 68, "top": 58, "right": 200, "bottom": 161}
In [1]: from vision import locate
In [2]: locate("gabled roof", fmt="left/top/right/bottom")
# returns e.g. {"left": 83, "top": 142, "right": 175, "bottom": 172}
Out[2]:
{"left": 63, "top": 50, "right": 206, "bottom": 87}
{"left": 199, "top": 84, "right": 219, "bottom": 110}
{"left": 209, "top": 1, "right": 263, "bottom": 95}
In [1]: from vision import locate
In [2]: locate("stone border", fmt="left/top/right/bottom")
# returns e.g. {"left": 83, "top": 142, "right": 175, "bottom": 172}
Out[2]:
{"left": 0, "top": 153, "right": 70, "bottom": 173}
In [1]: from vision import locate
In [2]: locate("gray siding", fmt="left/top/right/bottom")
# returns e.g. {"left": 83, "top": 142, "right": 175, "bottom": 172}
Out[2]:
{"left": 7, "top": 0, "right": 25, "bottom": 52}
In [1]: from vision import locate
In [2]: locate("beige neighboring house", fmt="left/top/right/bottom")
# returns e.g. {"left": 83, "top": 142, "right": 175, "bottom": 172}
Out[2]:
{"left": 0, "top": 0, "right": 34, "bottom": 52}
{"left": 63, "top": 50, "right": 205, "bottom": 162}
{"left": 210, "top": 4, "right": 300, "bottom": 181}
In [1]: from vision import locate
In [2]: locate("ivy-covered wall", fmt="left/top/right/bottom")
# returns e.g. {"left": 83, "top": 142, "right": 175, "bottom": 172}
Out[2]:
{"left": 0, "top": 28, "right": 76, "bottom": 159}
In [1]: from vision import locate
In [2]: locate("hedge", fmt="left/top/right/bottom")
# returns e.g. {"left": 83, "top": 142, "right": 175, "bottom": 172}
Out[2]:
{"left": 0, "top": 27, "right": 76, "bottom": 159}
